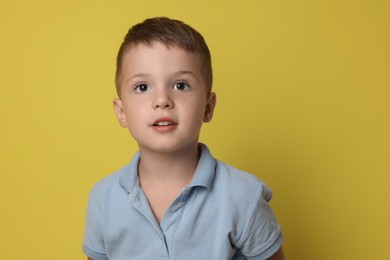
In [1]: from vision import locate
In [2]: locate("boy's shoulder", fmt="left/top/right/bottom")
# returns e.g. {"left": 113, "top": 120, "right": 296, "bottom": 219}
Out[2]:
{"left": 88, "top": 149, "right": 142, "bottom": 198}
{"left": 87, "top": 163, "right": 131, "bottom": 201}
{"left": 214, "top": 159, "right": 273, "bottom": 202}
{"left": 194, "top": 143, "right": 273, "bottom": 203}
{"left": 216, "top": 160, "right": 262, "bottom": 185}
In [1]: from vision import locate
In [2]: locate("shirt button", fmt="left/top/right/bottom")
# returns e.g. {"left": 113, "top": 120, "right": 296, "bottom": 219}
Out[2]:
{"left": 179, "top": 196, "right": 186, "bottom": 202}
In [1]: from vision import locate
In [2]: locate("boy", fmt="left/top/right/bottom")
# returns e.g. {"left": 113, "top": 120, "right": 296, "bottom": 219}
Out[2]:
{"left": 83, "top": 17, "right": 284, "bottom": 260}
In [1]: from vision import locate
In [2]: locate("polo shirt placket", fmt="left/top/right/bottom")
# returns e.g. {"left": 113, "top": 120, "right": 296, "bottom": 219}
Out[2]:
{"left": 128, "top": 181, "right": 192, "bottom": 259}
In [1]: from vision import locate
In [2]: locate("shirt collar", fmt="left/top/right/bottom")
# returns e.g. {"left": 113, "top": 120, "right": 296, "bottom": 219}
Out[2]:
{"left": 188, "top": 143, "right": 216, "bottom": 190}
{"left": 118, "top": 143, "right": 216, "bottom": 193}
{"left": 119, "top": 151, "right": 140, "bottom": 194}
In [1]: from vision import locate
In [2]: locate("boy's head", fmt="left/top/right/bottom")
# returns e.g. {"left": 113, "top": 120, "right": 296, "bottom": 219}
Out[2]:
{"left": 115, "top": 17, "right": 212, "bottom": 97}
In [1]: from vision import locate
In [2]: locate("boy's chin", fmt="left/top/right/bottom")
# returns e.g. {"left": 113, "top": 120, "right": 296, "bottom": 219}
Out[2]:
{"left": 137, "top": 140, "right": 199, "bottom": 154}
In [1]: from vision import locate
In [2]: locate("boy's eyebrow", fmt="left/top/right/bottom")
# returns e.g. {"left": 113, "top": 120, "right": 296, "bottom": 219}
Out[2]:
{"left": 130, "top": 73, "right": 150, "bottom": 79}
{"left": 173, "top": 70, "right": 198, "bottom": 78}
{"left": 129, "top": 71, "right": 197, "bottom": 80}
{"left": 125, "top": 73, "right": 150, "bottom": 85}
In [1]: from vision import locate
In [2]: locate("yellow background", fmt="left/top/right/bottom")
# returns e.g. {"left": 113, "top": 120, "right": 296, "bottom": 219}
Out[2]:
{"left": 1, "top": 0, "right": 389, "bottom": 259}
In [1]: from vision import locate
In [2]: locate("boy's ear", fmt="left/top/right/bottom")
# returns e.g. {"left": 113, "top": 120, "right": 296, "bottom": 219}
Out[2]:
{"left": 204, "top": 92, "right": 216, "bottom": 123}
{"left": 113, "top": 98, "right": 128, "bottom": 128}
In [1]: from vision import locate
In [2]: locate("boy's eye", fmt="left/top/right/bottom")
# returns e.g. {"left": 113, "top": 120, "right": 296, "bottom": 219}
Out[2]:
{"left": 134, "top": 83, "right": 150, "bottom": 92}
{"left": 173, "top": 81, "right": 190, "bottom": 91}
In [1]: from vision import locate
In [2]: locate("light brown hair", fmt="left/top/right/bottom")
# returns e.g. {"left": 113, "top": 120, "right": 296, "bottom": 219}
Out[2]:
{"left": 115, "top": 17, "right": 213, "bottom": 96}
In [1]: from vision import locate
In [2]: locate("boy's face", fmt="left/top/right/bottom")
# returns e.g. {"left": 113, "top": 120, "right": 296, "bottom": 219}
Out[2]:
{"left": 113, "top": 42, "right": 216, "bottom": 154}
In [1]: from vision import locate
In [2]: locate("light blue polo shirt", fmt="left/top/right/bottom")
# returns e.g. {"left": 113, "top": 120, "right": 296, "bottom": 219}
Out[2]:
{"left": 83, "top": 144, "right": 282, "bottom": 260}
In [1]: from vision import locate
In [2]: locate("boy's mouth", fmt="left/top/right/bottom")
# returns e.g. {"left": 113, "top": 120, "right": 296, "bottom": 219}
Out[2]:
{"left": 153, "top": 121, "right": 174, "bottom": 126}
{"left": 152, "top": 118, "right": 177, "bottom": 127}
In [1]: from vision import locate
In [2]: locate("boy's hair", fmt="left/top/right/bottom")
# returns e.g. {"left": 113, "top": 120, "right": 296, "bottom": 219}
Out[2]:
{"left": 115, "top": 17, "right": 213, "bottom": 96}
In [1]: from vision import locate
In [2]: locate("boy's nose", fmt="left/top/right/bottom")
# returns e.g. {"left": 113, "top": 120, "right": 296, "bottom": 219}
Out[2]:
{"left": 152, "top": 88, "right": 173, "bottom": 109}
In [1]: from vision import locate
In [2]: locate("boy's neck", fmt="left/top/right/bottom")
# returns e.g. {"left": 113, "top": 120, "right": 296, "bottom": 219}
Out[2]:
{"left": 137, "top": 143, "right": 200, "bottom": 185}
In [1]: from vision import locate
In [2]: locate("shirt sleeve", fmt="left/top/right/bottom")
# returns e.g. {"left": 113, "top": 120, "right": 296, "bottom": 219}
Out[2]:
{"left": 82, "top": 191, "right": 109, "bottom": 260}
{"left": 236, "top": 183, "right": 283, "bottom": 259}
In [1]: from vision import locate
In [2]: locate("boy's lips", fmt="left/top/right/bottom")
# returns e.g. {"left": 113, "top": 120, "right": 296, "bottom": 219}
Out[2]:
{"left": 151, "top": 117, "right": 177, "bottom": 131}
{"left": 152, "top": 117, "right": 177, "bottom": 126}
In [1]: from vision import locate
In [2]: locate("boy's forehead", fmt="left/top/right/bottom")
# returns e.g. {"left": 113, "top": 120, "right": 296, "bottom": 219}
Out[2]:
{"left": 122, "top": 42, "right": 203, "bottom": 73}
{"left": 124, "top": 41, "right": 196, "bottom": 57}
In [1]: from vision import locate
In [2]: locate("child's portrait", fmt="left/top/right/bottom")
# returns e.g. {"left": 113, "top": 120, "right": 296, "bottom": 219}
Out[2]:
{"left": 0, "top": 1, "right": 389, "bottom": 259}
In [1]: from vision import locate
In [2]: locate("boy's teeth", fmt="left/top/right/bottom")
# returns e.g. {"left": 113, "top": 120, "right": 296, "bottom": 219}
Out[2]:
{"left": 156, "top": 121, "right": 171, "bottom": 126}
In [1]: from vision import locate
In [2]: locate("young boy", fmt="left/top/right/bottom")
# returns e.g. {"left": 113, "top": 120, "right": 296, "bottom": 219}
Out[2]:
{"left": 83, "top": 17, "right": 284, "bottom": 260}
